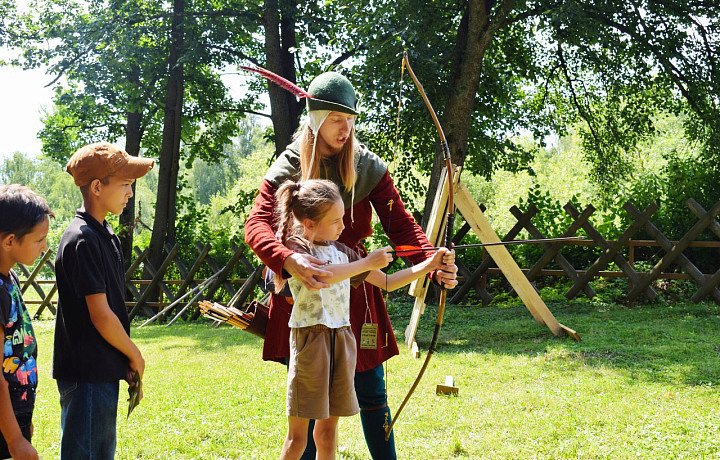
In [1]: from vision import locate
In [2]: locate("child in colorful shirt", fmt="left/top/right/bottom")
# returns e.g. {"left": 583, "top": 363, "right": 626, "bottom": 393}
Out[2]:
{"left": 0, "top": 184, "right": 54, "bottom": 460}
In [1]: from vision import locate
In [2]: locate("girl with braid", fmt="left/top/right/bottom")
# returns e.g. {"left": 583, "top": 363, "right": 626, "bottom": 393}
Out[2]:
{"left": 273, "top": 179, "right": 453, "bottom": 460}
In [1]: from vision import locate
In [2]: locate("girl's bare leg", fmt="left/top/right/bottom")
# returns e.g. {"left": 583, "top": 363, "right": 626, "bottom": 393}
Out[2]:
{"left": 313, "top": 416, "right": 339, "bottom": 460}
{"left": 280, "top": 416, "right": 310, "bottom": 460}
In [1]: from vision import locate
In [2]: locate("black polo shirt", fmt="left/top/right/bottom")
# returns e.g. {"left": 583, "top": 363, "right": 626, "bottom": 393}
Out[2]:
{"left": 52, "top": 211, "right": 130, "bottom": 382}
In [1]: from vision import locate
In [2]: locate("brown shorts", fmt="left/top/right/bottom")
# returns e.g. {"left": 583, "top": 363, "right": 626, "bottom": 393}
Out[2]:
{"left": 287, "top": 325, "right": 359, "bottom": 419}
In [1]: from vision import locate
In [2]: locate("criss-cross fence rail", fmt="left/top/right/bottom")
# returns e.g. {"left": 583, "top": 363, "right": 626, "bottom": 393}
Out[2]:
{"left": 450, "top": 198, "right": 720, "bottom": 305}
{"left": 16, "top": 197, "right": 720, "bottom": 319}
{"left": 17, "top": 241, "right": 264, "bottom": 322}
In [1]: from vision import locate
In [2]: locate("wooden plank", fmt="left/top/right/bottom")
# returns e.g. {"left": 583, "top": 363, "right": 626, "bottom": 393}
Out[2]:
{"left": 200, "top": 242, "right": 241, "bottom": 298}
{"left": 404, "top": 166, "right": 461, "bottom": 346}
{"left": 404, "top": 296, "right": 427, "bottom": 347}
{"left": 33, "top": 284, "right": 57, "bottom": 318}
{"left": 188, "top": 244, "right": 247, "bottom": 321}
{"left": 453, "top": 221, "right": 472, "bottom": 244}
{"left": 454, "top": 259, "right": 492, "bottom": 305}
{"left": 164, "top": 242, "right": 210, "bottom": 298}
{"left": 125, "top": 247, "right": 149, "bottom": 302}
{"left": 447, "top": 218, "right": 492, "bottom": 304}
{"left": 454, "top": 182, "right": 573, "bottom": 338}
{"left": 454, "top": 183, "right": 540, "bottom": 325}
{"left": 408, "top": 167, "right": 449, "bottom": 298}
{"left": 521, "top": 205, "right": 595, "bottom": 283}
{"left": 688, "top": 198, "right": 720, "bottom": 239}
{"left": 125, "top": 247, "right": 149, "bottom": 281}
{"left": 449, "top": 206, "right": 537, "bottom": 304}
{"left": 685, "top": 199, "right": 720, "bottom": 302}
{"left": 157, "top": 243, "right": 212, "bottom": 320}
{"left": 134, "top": 247, "right": 177, "bottom": 305}
{"left": 227, "top": 263, "right": 264, "bottom": 309}
{"left": 691, "top": 266, "right": 720, "bottom": 302}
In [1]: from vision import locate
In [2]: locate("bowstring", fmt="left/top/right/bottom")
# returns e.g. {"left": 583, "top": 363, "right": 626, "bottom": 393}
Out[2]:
{"left": 386, "top": 57, "right": 405, "bottom": 292}
{"left": 383, "top": 54, "right": 407, "bottom": 433}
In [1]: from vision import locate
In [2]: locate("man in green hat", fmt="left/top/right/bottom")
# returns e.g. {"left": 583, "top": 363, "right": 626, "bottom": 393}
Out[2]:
{"left": 246, "top": 70, "right": 458, "bottom": 459}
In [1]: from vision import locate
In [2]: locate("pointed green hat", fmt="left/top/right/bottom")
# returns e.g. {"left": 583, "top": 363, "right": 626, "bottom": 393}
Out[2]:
{"left": 306, "top": 71, "right": 359, "bottom": 115}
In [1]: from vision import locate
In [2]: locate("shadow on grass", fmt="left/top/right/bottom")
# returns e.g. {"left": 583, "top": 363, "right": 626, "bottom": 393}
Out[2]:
{"left": 132, "top": 296, "right": 719, "bottom": 387}
{"left": 397, "top": 297, "right": 720, "bottom": 387}
{"left": 132, "top": 320, "right": 265, "bottom": 351}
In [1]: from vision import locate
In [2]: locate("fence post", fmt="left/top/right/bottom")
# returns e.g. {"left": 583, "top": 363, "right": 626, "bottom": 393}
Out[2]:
{"left": 627, "top": 199, "right": 720, "bottom": 301}
{"left": 628, "top": 241, "right": 635, "bottom": 308}
{"left": 128, "top": 244, "right": 180, "bottom": 319}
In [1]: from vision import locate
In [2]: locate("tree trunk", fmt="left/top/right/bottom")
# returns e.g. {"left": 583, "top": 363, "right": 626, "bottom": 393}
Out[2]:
{"left": 264, "top": 0, "right": 302, "bottom": 156}
{"left": 422, "top": 0, "right": 513, "bottom": 228}
{"left": 120, "top": 109, "right": 143, "bottom": 270}
{"left": 149, "top": 0, "right": 184, "bottom": 272}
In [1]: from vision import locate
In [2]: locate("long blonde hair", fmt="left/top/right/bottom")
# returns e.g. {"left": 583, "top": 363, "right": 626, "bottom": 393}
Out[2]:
{"left": 294, "top": 124, "right": 357, "bottom": 192}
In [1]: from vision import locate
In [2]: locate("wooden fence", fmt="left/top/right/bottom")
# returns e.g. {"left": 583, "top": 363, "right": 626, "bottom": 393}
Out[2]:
{"left": 17, "top": 241, "right": 264, "bottom": 322}
{"left": 16, "top": 197, "right": 720, "bottom": 320}
{"left": 449, "top": 198, "right": 720, "bottom": 305}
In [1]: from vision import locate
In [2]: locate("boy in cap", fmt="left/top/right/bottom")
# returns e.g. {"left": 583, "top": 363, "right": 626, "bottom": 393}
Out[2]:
{"left": 53, "top": 142, "right": 154, "bottom": 459}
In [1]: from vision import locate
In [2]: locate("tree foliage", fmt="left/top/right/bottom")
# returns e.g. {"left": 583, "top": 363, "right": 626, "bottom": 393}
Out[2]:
{"left": 5, "top": 0, "right": 719, "bottom": 260}
{"left": 342, "top": 0, "right": 719, "bottom": 222}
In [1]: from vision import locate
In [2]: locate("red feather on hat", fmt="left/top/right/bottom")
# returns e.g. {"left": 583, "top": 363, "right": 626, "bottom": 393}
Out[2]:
{"left": 241, "top": 66, "right": 313, "bottom": 99}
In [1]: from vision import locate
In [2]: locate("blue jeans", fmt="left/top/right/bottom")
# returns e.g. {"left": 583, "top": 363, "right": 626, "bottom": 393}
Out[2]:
{"left": 57, "top": 380, "right": 119, "bottom": 460}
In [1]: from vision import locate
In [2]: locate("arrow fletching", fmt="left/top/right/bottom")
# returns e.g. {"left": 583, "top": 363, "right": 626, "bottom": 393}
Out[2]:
{"left": 392, "top": 245, "right": 432, "bottom": 256}
{"left": 240, "top": 66, "right": 313, "bottom": 99}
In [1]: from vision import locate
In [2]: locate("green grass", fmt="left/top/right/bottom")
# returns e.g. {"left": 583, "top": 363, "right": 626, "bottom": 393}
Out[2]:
{"left": 28, "top": 296, "right": 720, "bottom": 459}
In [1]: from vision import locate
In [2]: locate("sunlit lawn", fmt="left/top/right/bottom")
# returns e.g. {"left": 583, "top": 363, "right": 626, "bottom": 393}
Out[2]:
{"left": 28, "top": 295, "right": 720, "bottom": 459}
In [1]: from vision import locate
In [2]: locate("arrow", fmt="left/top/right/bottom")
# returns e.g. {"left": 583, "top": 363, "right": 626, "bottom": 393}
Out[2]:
{"left": 390, "top": 236, "right": 586, "bottom": 256}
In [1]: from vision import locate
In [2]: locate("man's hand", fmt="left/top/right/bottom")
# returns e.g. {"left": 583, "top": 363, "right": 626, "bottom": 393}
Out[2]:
{"left": 283, "top": 253, "right": 333, "bottom": 290}
{"left": 433, "top": 250, "right": 458, "bottom": 289}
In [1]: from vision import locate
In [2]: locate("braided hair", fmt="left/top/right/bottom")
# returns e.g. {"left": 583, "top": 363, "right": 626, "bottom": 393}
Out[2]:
{"left": 273, "top": 179, "right": 342, "bottom": 292}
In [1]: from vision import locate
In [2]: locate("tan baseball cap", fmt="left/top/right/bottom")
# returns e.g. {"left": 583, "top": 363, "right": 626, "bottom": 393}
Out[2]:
{"left": 66, "top": 142, "right": 155, "bottom": 186}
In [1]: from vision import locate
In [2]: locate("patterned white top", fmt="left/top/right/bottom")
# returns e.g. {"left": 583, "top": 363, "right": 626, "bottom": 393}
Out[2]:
{"left": 286, "top": 236, "right": 368, "bottom": 328}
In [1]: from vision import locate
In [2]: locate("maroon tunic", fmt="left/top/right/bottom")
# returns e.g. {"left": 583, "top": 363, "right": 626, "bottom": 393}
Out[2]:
{"left": 245, "top": 168, "right": 434, "bottom": 372}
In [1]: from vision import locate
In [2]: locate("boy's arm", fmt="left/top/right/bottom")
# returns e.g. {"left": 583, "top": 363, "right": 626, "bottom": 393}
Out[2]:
{"left": 365, "top": 248, "right": 454, "bottom": 292}
{"left": 86, "top": 293, "right": 145, "bottom": 382}
{"left": 0, "top": 363, "right": 39, "bottom": 460}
